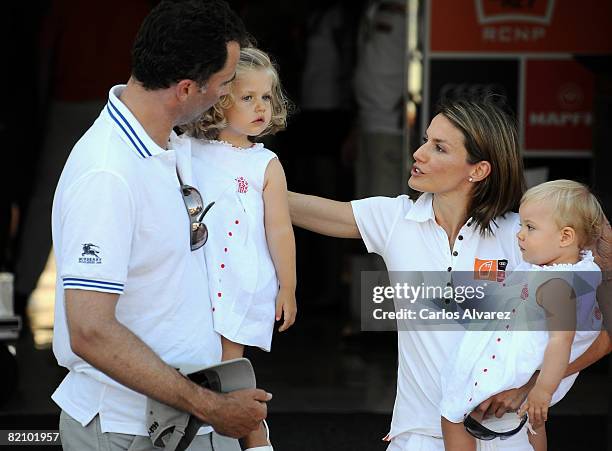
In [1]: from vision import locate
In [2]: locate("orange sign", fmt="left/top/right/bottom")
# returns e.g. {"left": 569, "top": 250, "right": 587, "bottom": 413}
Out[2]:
{"left": 430, "top": 0, "right": 612, "bottom": 53}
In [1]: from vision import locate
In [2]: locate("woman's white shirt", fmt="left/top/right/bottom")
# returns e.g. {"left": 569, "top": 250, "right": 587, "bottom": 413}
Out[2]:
{"left": 351, "top": 193, "right": 524, "bottom": 439}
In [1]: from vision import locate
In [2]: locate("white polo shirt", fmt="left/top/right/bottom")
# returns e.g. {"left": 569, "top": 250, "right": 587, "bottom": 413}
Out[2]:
{"left": 51, "top": 85, "right": 220, "bottom": 435}
{"left": 352, "top": 194, "right": 524, "bottom": 440}
{"left": 353, "top": 194, "right": 581, "bottom": 447}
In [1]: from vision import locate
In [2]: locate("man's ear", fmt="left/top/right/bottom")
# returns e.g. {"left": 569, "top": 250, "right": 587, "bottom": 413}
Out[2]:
{"left": 559, "top": 226, "right": 577, "bottom": 248}
{"left": 175, "top": 80, "right": 195, "bottom": 102}
{"left": 470, "top": 160, "right": 491, "bottom": 182}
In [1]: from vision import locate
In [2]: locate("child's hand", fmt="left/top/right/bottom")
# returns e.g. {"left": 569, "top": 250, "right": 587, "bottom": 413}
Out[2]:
{"left": 275, "top": 287, "right": 296, "bottom": 332}
{"left": 517, "top": 384, "right": 552, "bottom": 429}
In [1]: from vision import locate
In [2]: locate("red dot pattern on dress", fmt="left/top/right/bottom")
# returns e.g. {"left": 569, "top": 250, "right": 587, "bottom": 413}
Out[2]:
{"left": 220, "top": 220, "right": 237, "bottom": 299}
{"left": 469, "top": 303, "right": 515, "bottom": 404}
{"left": 235, "top": 220, "right": 239, "bottom": 224}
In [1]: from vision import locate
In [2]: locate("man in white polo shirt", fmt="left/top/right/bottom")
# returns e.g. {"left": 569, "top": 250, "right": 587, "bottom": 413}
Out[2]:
{"left": 51, "top": 2, "right": 271, "bottom": 450}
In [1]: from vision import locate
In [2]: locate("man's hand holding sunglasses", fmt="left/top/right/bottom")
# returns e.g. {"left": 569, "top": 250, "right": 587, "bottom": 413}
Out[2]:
{"left": 475, "top": 371, "right": 537, "bottom": 419}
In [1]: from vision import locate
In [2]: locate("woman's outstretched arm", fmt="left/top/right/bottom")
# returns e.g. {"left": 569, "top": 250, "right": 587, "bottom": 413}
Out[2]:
{"left": 288, "top": 191, "right": 361, "bottom": 239}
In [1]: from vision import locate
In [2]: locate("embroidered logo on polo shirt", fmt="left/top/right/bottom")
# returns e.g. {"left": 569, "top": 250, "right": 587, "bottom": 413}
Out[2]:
{"left": 79, "top": 243, "right": 102, "bottom": 264}
{"left": 474, "top": 258, "right": 508, "bottom": 282}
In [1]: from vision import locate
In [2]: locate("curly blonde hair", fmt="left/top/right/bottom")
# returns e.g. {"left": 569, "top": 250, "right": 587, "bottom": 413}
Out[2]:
{"left": 183, "top": 47, "right": 290, "bottom": 140}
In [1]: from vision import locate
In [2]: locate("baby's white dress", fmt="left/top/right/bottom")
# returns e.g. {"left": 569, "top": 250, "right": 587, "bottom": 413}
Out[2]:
{"left": 440, "top": 251, "right": 602, "bottom": 422}
{"left": 191, "top": 139, "right": 279, "bottom": 351}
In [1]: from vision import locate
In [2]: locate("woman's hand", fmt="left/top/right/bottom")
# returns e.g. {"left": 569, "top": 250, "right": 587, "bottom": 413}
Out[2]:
{"left": 593, "top": 219, "right": 612, "bottom": 336}
{"left": 593, "top": 218, "right": 611, "bottom": 273}
{"left": 475, "top": 371, "right": 537, "bottom": 418}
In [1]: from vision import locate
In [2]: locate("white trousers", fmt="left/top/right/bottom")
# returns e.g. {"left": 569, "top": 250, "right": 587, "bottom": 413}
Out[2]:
{"left": 387, "top": 429, "right": 533, "bottom": 451}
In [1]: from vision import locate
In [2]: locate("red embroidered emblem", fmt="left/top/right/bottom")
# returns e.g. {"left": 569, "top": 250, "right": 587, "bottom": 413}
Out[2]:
{"left": 520, "top": 284, "right": 529, "bottom": 300}
{"left": 236, "top": 176, "right": 249, "bottom": 194}
{"left": 594, "top": 306, "right": 602, "bottom": 321}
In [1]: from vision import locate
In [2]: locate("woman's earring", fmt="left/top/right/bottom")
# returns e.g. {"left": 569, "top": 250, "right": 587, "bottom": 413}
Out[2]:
{"left": 468, "top": 177, "right": 474, "bottom": 182}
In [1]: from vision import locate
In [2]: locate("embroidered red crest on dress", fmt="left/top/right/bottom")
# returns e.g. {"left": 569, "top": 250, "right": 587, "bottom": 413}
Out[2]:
{"left": 235, "top": 176, "right": 249, "bottom": 194}
{"left": 594, "top": 306, "right": 602, "bottom": 321}
{"left": 520, "top": 284, "right": 529, "bottom": 300}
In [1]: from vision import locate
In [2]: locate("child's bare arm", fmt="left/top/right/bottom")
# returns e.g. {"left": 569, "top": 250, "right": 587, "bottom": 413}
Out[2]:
{"left": 518, "top": 278, "right": 576, "bottom": 427}
{"left": 520, "top": 331, "right": 574, "bottom": 426}
{"left": 263, "top": 158, "right": 296, "bottom": 332}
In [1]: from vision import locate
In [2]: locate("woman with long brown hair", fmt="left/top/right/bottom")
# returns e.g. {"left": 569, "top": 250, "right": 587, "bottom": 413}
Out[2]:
{"left": 289, "top": 97, "right": 611, "bottom": 450}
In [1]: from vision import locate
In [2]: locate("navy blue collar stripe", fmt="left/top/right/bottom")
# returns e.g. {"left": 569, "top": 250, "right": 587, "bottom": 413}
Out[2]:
{"left": 108, "top": 100, "right": 152, "bottom": 157}
{"left": 106, "top": 105, "right": 147, "bottom": 159}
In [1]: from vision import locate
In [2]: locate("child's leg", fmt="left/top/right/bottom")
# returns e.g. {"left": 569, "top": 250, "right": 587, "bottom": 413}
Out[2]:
{"left": 221, "top": 336, "right": 245, "bottom": 361}
{"left": 242, "top": 421, "right": 271, "bottom": 450}
{"left": 221, "top": 337, "right": 271, "bottom": 449}
{"left": 441, "top": 416, "right": 476, "bottom": 451}
{"left": 528, "top": 424, "right": 546, "bottom": 451}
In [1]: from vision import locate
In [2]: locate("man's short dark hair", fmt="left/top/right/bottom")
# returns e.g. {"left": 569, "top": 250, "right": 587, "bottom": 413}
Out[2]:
{"left": 131, "top": 0, "right": 249, "bottom": 90}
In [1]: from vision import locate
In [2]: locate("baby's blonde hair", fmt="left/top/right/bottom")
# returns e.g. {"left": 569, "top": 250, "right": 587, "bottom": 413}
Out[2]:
{"left": 521, "top": 179, "right": 605, "bottom": 248}
{"left": 183, "top": 47, "right": 290, "bottom": 140}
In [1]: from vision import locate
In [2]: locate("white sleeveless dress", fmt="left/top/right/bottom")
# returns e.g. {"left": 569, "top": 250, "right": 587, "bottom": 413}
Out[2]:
{"left": 440, "top": 251, "right": 602, "bottom": 422}
{"left": 190, "top": 139, "right": 279, "bottom": 351}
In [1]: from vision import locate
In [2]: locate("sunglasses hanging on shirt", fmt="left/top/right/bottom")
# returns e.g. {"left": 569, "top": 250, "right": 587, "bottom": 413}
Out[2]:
{"left": 176, "top": 170, "right": 214, "bottom": 251}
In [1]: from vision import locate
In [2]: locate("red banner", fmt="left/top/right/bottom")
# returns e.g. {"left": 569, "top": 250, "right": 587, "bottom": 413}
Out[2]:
{"left": 524, "top": 60, "right": 594, "bottom": 151}
{"left": 430, "top": 0, "right": 612, "bottom": 53}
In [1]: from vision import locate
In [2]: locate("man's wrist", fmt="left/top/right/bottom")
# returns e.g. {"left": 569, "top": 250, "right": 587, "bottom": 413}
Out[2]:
{"left": 182, "top": 381, "right": 220, "bottom": 423}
